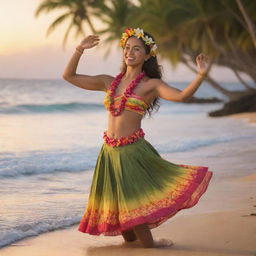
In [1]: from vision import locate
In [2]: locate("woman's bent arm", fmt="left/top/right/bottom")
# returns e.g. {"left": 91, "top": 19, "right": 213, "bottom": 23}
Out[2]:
{"left": 155, "top": 73, "right": 206, "bottom": 102}
{"left": 62, "top": 35, "right": 114, "bottom": 92}
{"left": 155, "top": 53, "right": 210, "bottom": 102}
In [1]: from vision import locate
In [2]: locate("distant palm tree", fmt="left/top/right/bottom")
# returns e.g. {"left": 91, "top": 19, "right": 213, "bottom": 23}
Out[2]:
{"left": 130, "top": 0, "right": 256, "bottom": 100}
{"left": 36, "top": 0, "right": 256, "bottom": 99}
{"left": 236, "top": 0, "right": 256, "bottom": 49}
{"left": 91, "top": 0, "right": 136, "bottom": 58}
{"left": 34, "top": 0, "right": 103, "bottom": 48}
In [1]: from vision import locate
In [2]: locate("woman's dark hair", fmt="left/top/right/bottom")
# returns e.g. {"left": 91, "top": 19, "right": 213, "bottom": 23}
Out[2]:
{"left": 120, "top": 31, "right": 162, "bottom": 118}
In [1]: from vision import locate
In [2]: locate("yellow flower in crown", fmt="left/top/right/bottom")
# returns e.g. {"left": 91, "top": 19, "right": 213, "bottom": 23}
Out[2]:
{"left": 119, "top": 27, "right": 157, "bottom": 57}
{"left": 122, "top": 32, "right": 129, "bottom": 40}
{"left": 119, "top": 32, "right": 128, "bottom": 47}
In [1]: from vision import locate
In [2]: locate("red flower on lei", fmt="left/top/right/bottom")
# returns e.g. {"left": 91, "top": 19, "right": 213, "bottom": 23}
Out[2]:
{"left": 103, "top": 128, "right": 145, "bottom": 147}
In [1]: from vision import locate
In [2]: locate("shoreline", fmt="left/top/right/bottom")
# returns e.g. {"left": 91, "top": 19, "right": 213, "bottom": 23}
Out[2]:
{"left": 1, "top": 113, "right": 256, "bottom": 255}
{"left": 1, "top": 208, "right": 255, "bottom": 255}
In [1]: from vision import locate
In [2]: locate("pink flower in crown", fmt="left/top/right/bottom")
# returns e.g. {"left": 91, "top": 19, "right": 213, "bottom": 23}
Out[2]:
{"left": 119, "top": 28, "right": 157, "bottom": 57}
{"left": 119, "top": 28, "right": 135, "bottom": 47}
{"left": 125, "top": 28, "right": 135, "bottom": 37}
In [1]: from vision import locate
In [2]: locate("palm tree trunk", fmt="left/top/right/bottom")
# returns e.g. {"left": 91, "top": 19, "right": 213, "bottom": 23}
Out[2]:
{"left": 236, "top": 0, "right": 256, "bottom": 49}
{"left": 206, "top": 24, "right": 256, "bottom": 81}
{"left": 232, "top": 69, "right": 256, "bottom": 91}
{"left": 223, "top": 26, "right": 256, "bottom": 77}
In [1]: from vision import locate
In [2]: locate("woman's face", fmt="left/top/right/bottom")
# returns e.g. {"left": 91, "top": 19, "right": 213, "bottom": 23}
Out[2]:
{"left": 123, "top": 36, "right": 150, "bottom": 66}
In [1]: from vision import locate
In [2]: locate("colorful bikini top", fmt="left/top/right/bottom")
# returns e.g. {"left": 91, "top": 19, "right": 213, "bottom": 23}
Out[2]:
{"left": 103, "top": 90, "right": 149, "bottom": 116}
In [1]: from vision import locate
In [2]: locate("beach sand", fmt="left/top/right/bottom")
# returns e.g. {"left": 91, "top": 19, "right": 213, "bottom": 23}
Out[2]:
{"left": 229, "top": 112, "right": 256, "bottom": 124}
{"left": 0, "top": 209, "right": 255, "bottom": 256}
{"left": 1, "top": 113, "right": 256, "bottom": 256}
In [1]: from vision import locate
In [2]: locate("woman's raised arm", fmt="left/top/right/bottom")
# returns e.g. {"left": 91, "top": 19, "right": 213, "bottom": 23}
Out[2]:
{"left": 62, "top": 35, "right": 114, "bottom": 92}
{"left": 155, "top": 53, "right": 210, "bottom": 102}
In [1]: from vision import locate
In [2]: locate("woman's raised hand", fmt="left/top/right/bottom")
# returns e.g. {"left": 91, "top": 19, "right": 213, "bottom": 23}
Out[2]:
{"left": 78, "top": 35, "right": 100, "bottom": 50}
{"left": 196, "top": 53, "right": 211, "bottom": 75}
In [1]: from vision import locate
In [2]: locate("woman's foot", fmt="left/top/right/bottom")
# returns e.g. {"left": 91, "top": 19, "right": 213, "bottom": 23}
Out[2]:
{"left": 121, "top": 229, "right": 138, "bottom": 242}
{"left": 153, "top": 238, "right": 174, "bottom": 248}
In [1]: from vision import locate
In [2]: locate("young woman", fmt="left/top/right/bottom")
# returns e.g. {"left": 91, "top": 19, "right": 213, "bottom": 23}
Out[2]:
{"left": 62, "top": 27, "right": 213, "bottom": 248}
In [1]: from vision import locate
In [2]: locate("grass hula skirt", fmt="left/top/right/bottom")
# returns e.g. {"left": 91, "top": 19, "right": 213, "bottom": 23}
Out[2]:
{"left": 78, "top": 128, "right": 213, "bottom": 236}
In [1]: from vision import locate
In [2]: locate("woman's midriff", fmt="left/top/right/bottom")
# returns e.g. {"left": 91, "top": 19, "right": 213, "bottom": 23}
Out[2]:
{"left": 106, "top": 111, "right": 142, "bottom": 138}
{"left": 103, "top": 111, "right": 144, "bottom": 147}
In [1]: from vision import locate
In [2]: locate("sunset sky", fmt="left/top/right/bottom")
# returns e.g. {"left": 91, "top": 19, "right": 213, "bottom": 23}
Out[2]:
{"left": 0, "top": 0, "right": 248, "bottom": 82}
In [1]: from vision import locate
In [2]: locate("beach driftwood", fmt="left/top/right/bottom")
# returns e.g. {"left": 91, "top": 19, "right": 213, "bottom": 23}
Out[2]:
{"left": 208, "top": 93, "right": 256, "bottom": 116}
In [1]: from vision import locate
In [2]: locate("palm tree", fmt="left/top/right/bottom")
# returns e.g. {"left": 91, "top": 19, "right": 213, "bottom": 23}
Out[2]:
{"left": 91, "top": 0, "right": 136, "bottom": 58}
{"left": 34, "top": 0, "right": 104, "bottom": 48}
{"left": 127, "top": 0, "right": 256, "bottom": 100}
{"left": 236, "top": 0, "right": 256, "bottom": 49}
{"left": 35, "top": 0, "right": 256, "bottom": 100}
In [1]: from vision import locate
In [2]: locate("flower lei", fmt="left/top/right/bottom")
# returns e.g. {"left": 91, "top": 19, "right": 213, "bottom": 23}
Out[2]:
{"left": 119, "top": 27, "right": 157, "bottom": 57}
{"left": 108, "top": 71, "right": 146, "bottom": 116}
{"left": 103, "top": 128, "right": 145, "bottom": 147}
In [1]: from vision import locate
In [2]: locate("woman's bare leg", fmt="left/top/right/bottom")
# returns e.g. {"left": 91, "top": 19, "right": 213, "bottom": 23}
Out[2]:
{"left": 121, "top": 229, "right": 137, "bottom": 242}
{"left": 133, "top": 223, "right": 154, "bottom": 248}
{"left": 133, "top": 223, "right": 174, "bottom": 248}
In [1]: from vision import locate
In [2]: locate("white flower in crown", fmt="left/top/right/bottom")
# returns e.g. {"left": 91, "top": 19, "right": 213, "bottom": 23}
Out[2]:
{"left": 150, "top": 44, "right": 158, "bottom": 56}
{"left": 120, "top": 27, "right": 158, "bottom": 57}
{"left": 144, "top": 35, "right": 154, "bottom": 45}
{"left": 151, "top": 44, "right": 157, "bottom": 51}
{"left": 134, "top": 28, "right": 144, "bottom": 38}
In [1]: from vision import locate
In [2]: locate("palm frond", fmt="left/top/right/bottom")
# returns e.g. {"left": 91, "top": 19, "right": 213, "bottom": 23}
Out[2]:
{"left": 46, "top": 12, "right": 72, "bottom": 36}
{"left": 35, "top": 0, "right": 71, "bottom": 17}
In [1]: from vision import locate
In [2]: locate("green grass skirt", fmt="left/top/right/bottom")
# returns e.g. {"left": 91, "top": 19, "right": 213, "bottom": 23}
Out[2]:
{"left": 78, "top": 137, "right": 213, "bottom": 236}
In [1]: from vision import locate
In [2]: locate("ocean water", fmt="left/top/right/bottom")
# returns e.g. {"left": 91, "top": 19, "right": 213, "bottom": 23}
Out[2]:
{"left": 0, "top": 77, "right": 255, "bottom": 248}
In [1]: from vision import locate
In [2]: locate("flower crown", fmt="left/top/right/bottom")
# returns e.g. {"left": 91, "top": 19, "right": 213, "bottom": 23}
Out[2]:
{"left": 119, "top": 27, "right": 157, "bottom": 57}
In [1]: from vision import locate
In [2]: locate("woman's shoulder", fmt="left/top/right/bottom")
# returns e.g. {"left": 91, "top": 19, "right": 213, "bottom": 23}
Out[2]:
{"left": 143, "top": 76, "right": 164, "bottom": 88}
{"left": 100, "top": 74, "right": 115, "bottom": 92}
{"left": 101, "top": 74, "right": 115, "bottom": 82}
{"left": 141, "top": 77, "right": 163, "bottom": 99}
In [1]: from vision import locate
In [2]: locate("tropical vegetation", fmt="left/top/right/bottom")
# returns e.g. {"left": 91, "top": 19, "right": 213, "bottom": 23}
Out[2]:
{"left": 35, "top": 0, "right": 256, "bottom": 103}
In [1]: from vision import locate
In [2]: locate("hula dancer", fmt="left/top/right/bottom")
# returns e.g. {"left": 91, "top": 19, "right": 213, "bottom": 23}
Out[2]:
{"left": 62, "top": 27, "right": 213, "bottom": 248}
